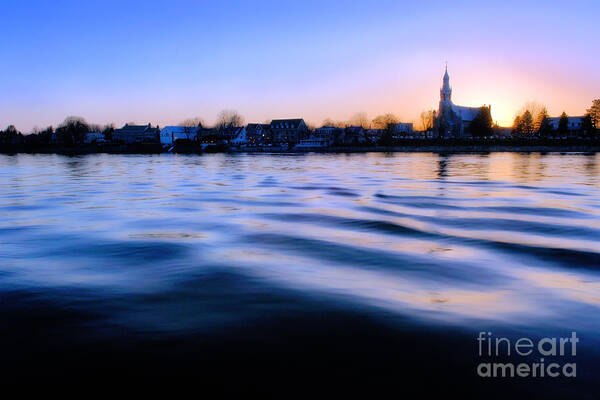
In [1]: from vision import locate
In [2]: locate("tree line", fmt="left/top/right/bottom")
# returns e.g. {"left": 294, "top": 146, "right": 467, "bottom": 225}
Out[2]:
{"left": 2, "top": 100, "right": 599, "bottom": 149}
{"left": 512, "top": 99, "right": 599, "bottom": 137}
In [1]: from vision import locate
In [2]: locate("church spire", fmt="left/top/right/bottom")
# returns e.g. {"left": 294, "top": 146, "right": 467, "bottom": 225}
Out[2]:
{"left": 440, "top": 63, "right": 452, "bottom": 103}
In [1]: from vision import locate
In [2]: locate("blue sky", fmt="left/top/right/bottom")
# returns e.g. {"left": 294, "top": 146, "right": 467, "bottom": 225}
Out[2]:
{"left": 1, "top": 0, "right": 599, "bottom": 131}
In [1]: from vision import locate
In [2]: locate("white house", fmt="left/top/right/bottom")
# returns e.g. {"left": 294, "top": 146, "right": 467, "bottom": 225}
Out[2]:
{"left": 546, "top": 116, "right": 585, "bottom": 131}
{"left": 160, "top": 126, "right": 201, "bottom": 145}
{"left": 230, "top": 126, "right": 248, "bottom": 146}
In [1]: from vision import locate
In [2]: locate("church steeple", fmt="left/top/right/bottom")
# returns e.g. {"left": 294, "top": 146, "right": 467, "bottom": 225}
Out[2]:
{"left": 440, "top": 63, "right": 452, "bottom": 103}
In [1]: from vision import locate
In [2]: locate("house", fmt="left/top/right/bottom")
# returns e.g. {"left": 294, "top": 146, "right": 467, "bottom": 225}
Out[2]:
{"left": 270, "top": 119, "right": 308, "bottom": 144}
{"left": 198, "top": 128, "right": 222, "bottom": 144}
{"left": 390, "top": 123, "right": 414, "bottom": 136}
{"left": 314, "top": 126, "right": 343, "bottom": 146}
{"left": 219, "top": 126, "right": 244, "bottom": 141}
{"left": 230, "top": 126, "right": 248, "bottom": 146}
{"left": 84, "top": 131, "right": 105, "bottom": 144}
{"left": 546, "top": 116, "right": 586, "bottom": 133}
{"left": 365, "top": 129, "right": 384, "bottom": 144}
{"left": 245, "top": 123, "right": 272, "bottom": 145}
{"left": 113, "top": 123, "right": 160, "bottom": 144}
{"left": 160, "top": 126, "right": 202, "bottom": 145}
{"left": 343, "top": 126, "right": 367, "bottom": 144}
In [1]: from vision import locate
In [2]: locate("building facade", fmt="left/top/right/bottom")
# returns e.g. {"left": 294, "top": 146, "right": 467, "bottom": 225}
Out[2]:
{"left": 270, "top": 119, "right": 308, "bottom": 144}
{"left": 389, "top": 123, "right": 414, "bottom": 137}
{"left": 245, "top": 123, "right": 272, "bottom": 145}
{"left": 546, "top": 116, "right": 585, "bottom": 132}
{"left": 113, "top": 123, "right": 160, "bottom": 144}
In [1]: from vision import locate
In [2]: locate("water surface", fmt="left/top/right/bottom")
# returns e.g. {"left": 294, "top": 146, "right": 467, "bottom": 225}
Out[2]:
{"left": 1, "top": 152, "right": 599, "bottom": 394}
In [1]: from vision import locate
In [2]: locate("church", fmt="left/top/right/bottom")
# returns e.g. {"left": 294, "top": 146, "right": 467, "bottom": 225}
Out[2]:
{"left": 434, "top": 66, "right": 490, "bottom": 138}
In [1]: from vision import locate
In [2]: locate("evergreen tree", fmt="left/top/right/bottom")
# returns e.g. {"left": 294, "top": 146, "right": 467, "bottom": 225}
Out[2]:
{"left": 538, "top": 116, "right": 553, "bottom": 138}
{"left": 557, "top": 112, "right": 569, "bottom": 137}
{"left": 535, "top": 108, "right": 549, "bottom": 134}
{"left": 582, "top": 115, "right": 593, "bottom": 137}
{"left": 469, "top": 106, "right": 493, "bottom": 138}
{"left": 0, "top": 125, "right": 23, "bottom": 145}
{"left": 521, "top": 110, "right": 534, "bottom": 136}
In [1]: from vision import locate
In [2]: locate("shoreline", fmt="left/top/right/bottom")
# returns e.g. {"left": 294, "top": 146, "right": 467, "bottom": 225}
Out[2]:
{"left": 2, "top": 144, "right": 600, "bottom": 155}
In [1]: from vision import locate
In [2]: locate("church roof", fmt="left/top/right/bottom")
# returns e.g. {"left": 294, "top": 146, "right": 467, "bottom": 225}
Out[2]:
{"left": 451, "top": 104, "right": 481, "bottom": 122}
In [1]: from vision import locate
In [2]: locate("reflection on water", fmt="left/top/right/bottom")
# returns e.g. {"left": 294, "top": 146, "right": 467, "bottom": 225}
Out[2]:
{"left": 1, "top": 152, "right": 600, "bottom": 339}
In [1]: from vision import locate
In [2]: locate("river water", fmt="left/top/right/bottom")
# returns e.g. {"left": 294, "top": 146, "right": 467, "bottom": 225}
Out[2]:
{"left": 1, "top": 152, "right": 599, "bottom": 396}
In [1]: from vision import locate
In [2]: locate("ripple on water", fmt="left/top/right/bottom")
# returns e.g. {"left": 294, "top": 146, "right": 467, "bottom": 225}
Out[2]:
{"left": 0, "top": 152, "right": 599, "bottom": 336}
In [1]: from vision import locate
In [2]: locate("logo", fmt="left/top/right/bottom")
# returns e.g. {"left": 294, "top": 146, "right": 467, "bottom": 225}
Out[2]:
{"left": 476, "top": 331, "right": 578, "bottom": 378}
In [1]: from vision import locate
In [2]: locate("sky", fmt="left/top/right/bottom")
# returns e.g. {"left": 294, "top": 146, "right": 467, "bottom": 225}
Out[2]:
{"left": 1, "top": 0, "right": 599, "bottom": 132}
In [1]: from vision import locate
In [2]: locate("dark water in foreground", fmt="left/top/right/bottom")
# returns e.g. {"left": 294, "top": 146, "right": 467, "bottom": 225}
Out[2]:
{"left": 1, "top": 152, "right": 599, "bottom": 396}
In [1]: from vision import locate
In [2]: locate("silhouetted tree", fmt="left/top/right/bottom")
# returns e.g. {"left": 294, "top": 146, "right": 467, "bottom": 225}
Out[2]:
{"left": 56, "top": 116, "right": 90, "bottom": 145}
{"left": 469, "top": 106, "right": 493, "bottom": 138}
{"left": 582, "top": 115, "right": 593, "bottom": 136}
{"left": 377, "top": 124, "right": 396, "bottom": 146}
{"left": 102, "top": 124, "right": 114, "bottom": 141}
{"left": 538, "top": 116, "right": 553, "bottom": 138}
{"left": 33, "top": 126, "right": 54, "bottom": 145}
{"left": 0, "top": 125, "right": 23, "bottom": 145}
{"left": 557, "top": 112, "right": 569, "bottom": 137}
{"left": 215, "top": 110, "right": 244, "bottom": 130}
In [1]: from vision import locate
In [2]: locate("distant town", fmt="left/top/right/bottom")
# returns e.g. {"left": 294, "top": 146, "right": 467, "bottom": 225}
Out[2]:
{"left": 2, "top": 68, "right": 599, "bottom": 153}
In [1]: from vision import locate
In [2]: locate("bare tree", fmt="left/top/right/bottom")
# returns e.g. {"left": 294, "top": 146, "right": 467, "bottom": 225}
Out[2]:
{"left": 180, "top": 117, "right": 205, "bottom": 128}
{"left": 180, "top": 117, "right": 205, "bottom": 140}
{"left": 349, "top": 112, "right": 371, "bottom": 128}
{"left": 322, "top": 118, "right": 336, "bottom": 127}
{"left": 215, "top": 110, "right": 244, "bottom": 130}
{"left": 321, "top": 118, "right": 350, "bottom": 128}
{"left": 419, "top": 110, "right": 435, "bottom": 131}
{"left": 371, "top": 113, "right": 399, "bottom": 130}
